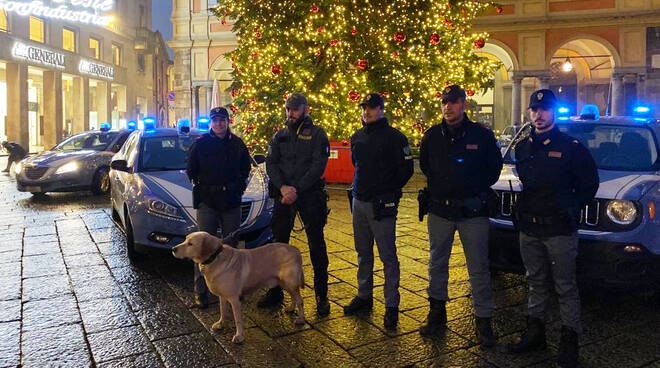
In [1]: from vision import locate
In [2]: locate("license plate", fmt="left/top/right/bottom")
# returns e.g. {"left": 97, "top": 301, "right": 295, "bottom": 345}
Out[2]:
{"left": 25, "top": 186, "right": 41, "bottom": 192}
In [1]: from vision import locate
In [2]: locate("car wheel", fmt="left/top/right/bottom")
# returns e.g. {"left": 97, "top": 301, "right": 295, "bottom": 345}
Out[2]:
{"left": 124, "top": 211, "right": 142, "bottom": 263}
{"left": 91, "top": 167, "right": 110, "bottom": 195}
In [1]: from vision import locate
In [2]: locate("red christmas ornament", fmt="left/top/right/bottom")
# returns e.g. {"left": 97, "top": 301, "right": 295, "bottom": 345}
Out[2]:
{"left": 341, "top": 139, "right": 349, "bottom": 146}
{"left": 230, "top": 104, "right": 238, "bottom": 113}
{"left": 348, "top": 91, "right": 361, "bottom": 102}
{"left": 391, "top": 51, "right": 399, "bottom": 58}
{"left": 311, "top": 5, "right": 319, "bottom": 12}
{"left": 435, "top": 91, "right": 442, "bottom": 98}
{"left": 379, "top": 91, "right": 389, "bottom": 98}
{"left": 329, "top": 83, "right": 337, "bottom": 90}
{"left": 317, "top": 26, "right": 325, "bottom": 34}
{"left": 467, "top": 89, "right": 475, "bottom": 97}
{"left": 445, "top": 81, "right": 451, "bottom": 86}
{"left": 393, "top": 32, "right": 406, "bottom": 43}
{"left": 282, "top": 93, "right": 288, "bottom": 100}
{"left": 255, "top": 31, "right": 262, "bottom": 39}
{"left": 315, "top": 50, "right": 322, "bottom": 57}
{"left": 230, "top": 56, "right": 236, "bottom": 62}
{"left": 247, "top": 98, "right": 255, "bottom": 105}
{"left": 231, "top": 89, "right": 240, "bottom": 98}
{"left": 474, "top": 38, "right": 485, "bottom": 49}
{"left": 273, "top": 126, "right": 280, "bottom": 132}
{"left": 221, "top": 18, "right": 227, "bottom": 25}
{"left": 443, "top": 19, "right": 453, "bottom": 28}
{"left": 251, "top": 139, "right": 258, "bottom": 146}
{"left": 357, "top": 59, "right": 369, "bottom": 71}
{"left": 229, "top": 117, "right": 234, "bottom": 124}
{"left": 271, "top": 64, "right": 282, "bottom": 75}
{"left": 351, "top": 27, "right": 358, "bottom": 36}
{"left": 496, "top": 6, "right": 504, "bottom": 14}
{"left": 429, "top": 33, "right": 440, "bottom": 45}
{"left": 250, "top": 51, "right": 259, "bottom": 58}
{"left": 329, "top": 39, "right": 339, "bottom": 47}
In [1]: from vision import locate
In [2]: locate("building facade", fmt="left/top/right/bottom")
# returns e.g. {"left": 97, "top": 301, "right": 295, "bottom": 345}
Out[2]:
{"left": 0, "top": 0, "right": 171, "bottom": 153}
{"left": 170, "top": 0, "right": 660, "bottom": 133}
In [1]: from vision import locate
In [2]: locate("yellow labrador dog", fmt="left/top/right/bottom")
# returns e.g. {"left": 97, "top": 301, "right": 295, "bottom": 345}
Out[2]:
{"left": 172, "top": 231, "right": 305, "bottom": 344}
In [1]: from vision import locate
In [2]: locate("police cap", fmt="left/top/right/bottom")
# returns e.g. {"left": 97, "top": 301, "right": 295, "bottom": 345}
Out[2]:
{"left": 441, "top": 85, "right": 467, "bottom": 102}
{"left": 210, "top": 107, "right": 230, "bottom": 120}
{"left": 285, "top": 93, "right": 308, "bottom": 109}
{"left": 359, "top": 93, "right": 385, "bottom": 109}
{"left": 528, "top": 89, "right": 558, "bottom": 109}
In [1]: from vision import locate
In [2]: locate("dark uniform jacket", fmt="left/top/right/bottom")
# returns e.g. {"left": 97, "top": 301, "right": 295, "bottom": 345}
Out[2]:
{"left": 4, "top": 142, "right": 27, "bottom": 159}
{"left": 420, "top": 114, "right": 503, "bottom": 219}
{"left": 514, "top": 126, "right": 599, "bottom": 237}
{"left": 187, "top": 130, "right": 251, "bottom": 211}
{"left": 266, "top": 115, "right": 330, "bottom": 195}
{"left": 351, "top": 118, "right": 414, "bottom": 201}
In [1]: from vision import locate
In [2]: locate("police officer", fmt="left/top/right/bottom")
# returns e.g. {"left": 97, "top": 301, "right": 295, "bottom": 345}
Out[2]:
{"left": 418, "top": 85, "right": 502, "bottom": 347}
{"left": 186, "top": 107, "right": 251, "bottom": 308}
{"left": 262, "top": 93, "right": 331, "bottom": 316}
{"left": 507, "top": 90, "right": 598, "bottom": 368}
{"left": 343, "top": 93, "right": 414, "bottom": 330}
{"left": 1, "top": 141, "right": 27, "bottom": 173}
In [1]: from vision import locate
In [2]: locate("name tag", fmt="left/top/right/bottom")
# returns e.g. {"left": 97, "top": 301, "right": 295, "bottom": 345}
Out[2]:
{"left": 548, "top": 151, "right": 562, "bottom": 158}
{"left": 466, "top": 144, "right": 478, "bottom": 150}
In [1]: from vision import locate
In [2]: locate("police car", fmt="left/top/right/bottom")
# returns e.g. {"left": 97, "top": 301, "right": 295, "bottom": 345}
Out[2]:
{"left": 109, "top": 119, "right": 273, "bottom": 261}
{"left": 489, "top": 105, "right": 660, "bottom": 287}
{"left": 15, "top": 123, "right": 131, "bottom": 196}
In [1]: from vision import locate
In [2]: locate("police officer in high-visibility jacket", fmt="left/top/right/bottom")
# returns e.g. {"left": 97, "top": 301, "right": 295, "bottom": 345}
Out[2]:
{"left": 508, "top": 89, "right": 599, "bottom": 368}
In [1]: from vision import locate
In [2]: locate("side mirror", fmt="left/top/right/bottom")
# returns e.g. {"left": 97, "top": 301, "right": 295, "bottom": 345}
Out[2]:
{"left": 111, "top": 144, "right": 121, "bottom": 153}
{"left": 110, "top": 159, "right": 129, "bottom": 172}
{"left": 253, "top": 154, "right": 266, "bottom": 165}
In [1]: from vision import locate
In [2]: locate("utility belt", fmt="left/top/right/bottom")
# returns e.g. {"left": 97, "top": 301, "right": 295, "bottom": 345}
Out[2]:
{"left": 350, "top": 190, "right": 400, "bottom": 221}
{"left": 519, "top": 213, "right": 565, "bottom": 225}
{"left": 419, "top": 189, "right": 491, "bottom": 220}
{"left": 197, "top": 184, "right": 228, "bottom": 192}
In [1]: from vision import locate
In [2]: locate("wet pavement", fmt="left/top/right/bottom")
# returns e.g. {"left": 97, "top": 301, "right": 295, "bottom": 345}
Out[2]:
{"left": 1, "top": 157, "right": 659, "bottom": 368}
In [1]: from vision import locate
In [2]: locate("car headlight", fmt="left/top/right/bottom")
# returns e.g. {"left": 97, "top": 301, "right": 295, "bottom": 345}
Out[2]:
{"left": 606, "top": 200, "right": 638, "bottom": 225}
{"left": 14, "top": 162, "right": 23, "bottom": 175}
{"left": 55, "top": 161, "right": 79, "bottom": 175}
{"left": 147, "top": 198, "right": 183, "bottom": 220}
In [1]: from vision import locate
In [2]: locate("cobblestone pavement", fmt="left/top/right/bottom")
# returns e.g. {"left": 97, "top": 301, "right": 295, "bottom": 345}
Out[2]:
{"left": 1, "top": 157, "right": 659, "bottom": 368}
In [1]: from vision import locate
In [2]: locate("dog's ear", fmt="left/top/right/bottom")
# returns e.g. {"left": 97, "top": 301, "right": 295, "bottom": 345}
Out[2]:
{"left": 198, "top": 233, "right": 221, "bottom": 260}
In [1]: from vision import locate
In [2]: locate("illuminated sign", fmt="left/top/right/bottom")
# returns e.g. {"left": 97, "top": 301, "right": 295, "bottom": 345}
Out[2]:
{"left": 12, "top": 42, "right": 66, "bottom": 69}
{"left": 79, "top": 59, "right": 114, "bottom": 80}
{"left": 0, "top": 0, "right": 115, "bottom": 27}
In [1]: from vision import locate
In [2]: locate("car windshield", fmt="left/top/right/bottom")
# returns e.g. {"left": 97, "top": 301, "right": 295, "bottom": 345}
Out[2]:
{"left": 54, "top": 132, "right": 119, "bottom": 151}
{"left": 140, "top": 135, "right": 199, "bottom": 171}
{"left": 504, "top": 123, "right": 659, "bottom": 171}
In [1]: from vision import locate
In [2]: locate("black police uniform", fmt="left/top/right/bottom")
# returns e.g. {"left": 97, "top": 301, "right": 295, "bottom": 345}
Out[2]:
{"left": 418, "top": 86, "right": 502, "bottom": 344}
{"left": 348, "top": 114, "right": 414, "bottom": 316}
{"left": 2, "top": 142, "right": 27, "bottom": 172}
{"left": 186, "top": 121, "right": 251, "bottom": 302}
{"left": 509, "top": 89, "right": 599, "bottom": 367}
{"left": 265, "top": 114, "right": 331, "bottom": 305}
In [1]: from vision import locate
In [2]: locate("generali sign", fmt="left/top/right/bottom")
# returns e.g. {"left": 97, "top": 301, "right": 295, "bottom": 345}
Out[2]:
{"left": 0, "top": 0, "right": 115, "bottom": 27}
{"left": 12, "top": 42, "right": 66, "bottom": 69}
{"left": 79, "top": 59, "right": 114, "bottom": 80}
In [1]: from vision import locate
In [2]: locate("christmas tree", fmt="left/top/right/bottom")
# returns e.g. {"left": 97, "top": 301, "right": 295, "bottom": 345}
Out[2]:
{"left": 212, "top": 0, "right": 501, "bottom": 148}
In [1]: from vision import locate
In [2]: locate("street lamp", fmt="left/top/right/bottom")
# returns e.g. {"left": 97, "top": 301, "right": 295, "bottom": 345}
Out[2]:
{"left": 562, "top": 56, "right": 573, "bottom": 73}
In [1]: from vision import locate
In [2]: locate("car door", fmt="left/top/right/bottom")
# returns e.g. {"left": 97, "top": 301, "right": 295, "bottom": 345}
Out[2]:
{"left": 112, "top": 133, "right": 139, "bottom": 219}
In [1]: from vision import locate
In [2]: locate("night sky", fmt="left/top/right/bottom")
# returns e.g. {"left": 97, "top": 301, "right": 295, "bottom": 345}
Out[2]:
{"left": 151, "top": 0, "right": 174, "bottom": 58}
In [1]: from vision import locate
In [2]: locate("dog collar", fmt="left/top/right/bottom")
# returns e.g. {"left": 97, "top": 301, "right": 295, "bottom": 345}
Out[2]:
{"left": 202, "top": 247, "right": 223, "bottom": 265}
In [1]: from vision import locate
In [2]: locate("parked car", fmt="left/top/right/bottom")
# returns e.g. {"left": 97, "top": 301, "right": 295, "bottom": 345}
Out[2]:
{"left": 15, "top": 124, "right": 131, "bottom": 196}
{"left": 109, "top": 124, "right": 273, "bottom": 261}
{"left": 489, "top": 108, "right": 660, "bottom": 288}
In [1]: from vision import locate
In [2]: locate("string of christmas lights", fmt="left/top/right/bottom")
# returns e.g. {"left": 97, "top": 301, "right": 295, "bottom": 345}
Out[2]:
{"left": 212, "top": 0, "right": 502, "bottom": 148}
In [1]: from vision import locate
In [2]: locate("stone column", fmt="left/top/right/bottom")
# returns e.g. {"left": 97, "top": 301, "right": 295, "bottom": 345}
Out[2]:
{"left": 511, "top": 74, "right": 523, "bottom": 126}
{"left": 611, "top": 73, "right": 625, "bottom": 116}
{"left": 192, "top": 86, "right": 200, "bottom": 122}
{"left": 6, "top": 63, "right": 29, "bottom": 150}
{"left": 198, "top": 86, "right": 208, "bottom": 118}
{"left": 539, "top": 75, "right": 551, "bottom": 90}
{"left": 73, "top": 77, "right": 89, "bottom": 133}
{"left": 96, "top": 81, "right": 112, "bottom": 124}
{"left": 635, "top": 73, "right": 645, "bottom": 105}
{"left": 43, "top": 71, "right": 63, "bottom": 148}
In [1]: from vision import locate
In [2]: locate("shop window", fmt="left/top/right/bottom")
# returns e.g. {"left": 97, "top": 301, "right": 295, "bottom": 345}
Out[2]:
{"left": 89, "top": 37, "right": 101, "bottom": 59}
{"left": 112, "top": 44, "right": 121, "bottom": 66}
{"left": 0, "top": 10, "right": 8, "bottom": 33}
{"left": 29, "top": 17, "right": 45, "bottom": 43}
{"left": 63, "top": 28, "right": 76, "bottom": 52}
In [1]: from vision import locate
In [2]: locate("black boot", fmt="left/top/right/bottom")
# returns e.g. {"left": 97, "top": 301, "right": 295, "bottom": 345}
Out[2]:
{"left": 475, "top": 316, "right": 496, "bottom": 348}
{"left": 507, "top": 316, "right": 547, "bottom": 353}
{"left": 557, "top": 326, "right": 579, "bottom": 368}
{"left": 419, "top": 298, "right": 447, "bottom": 337}
{"left": 343, "top": 296, "right": 373, "bottom": 315}
{"left": 257, "top": 286, "right": 284, "bottom": 308}
{"left": 384, "top": 307, "right": 398, "bottom": 330}
{"left": 316, "top": 295, "right": 330, "bottom": 317}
